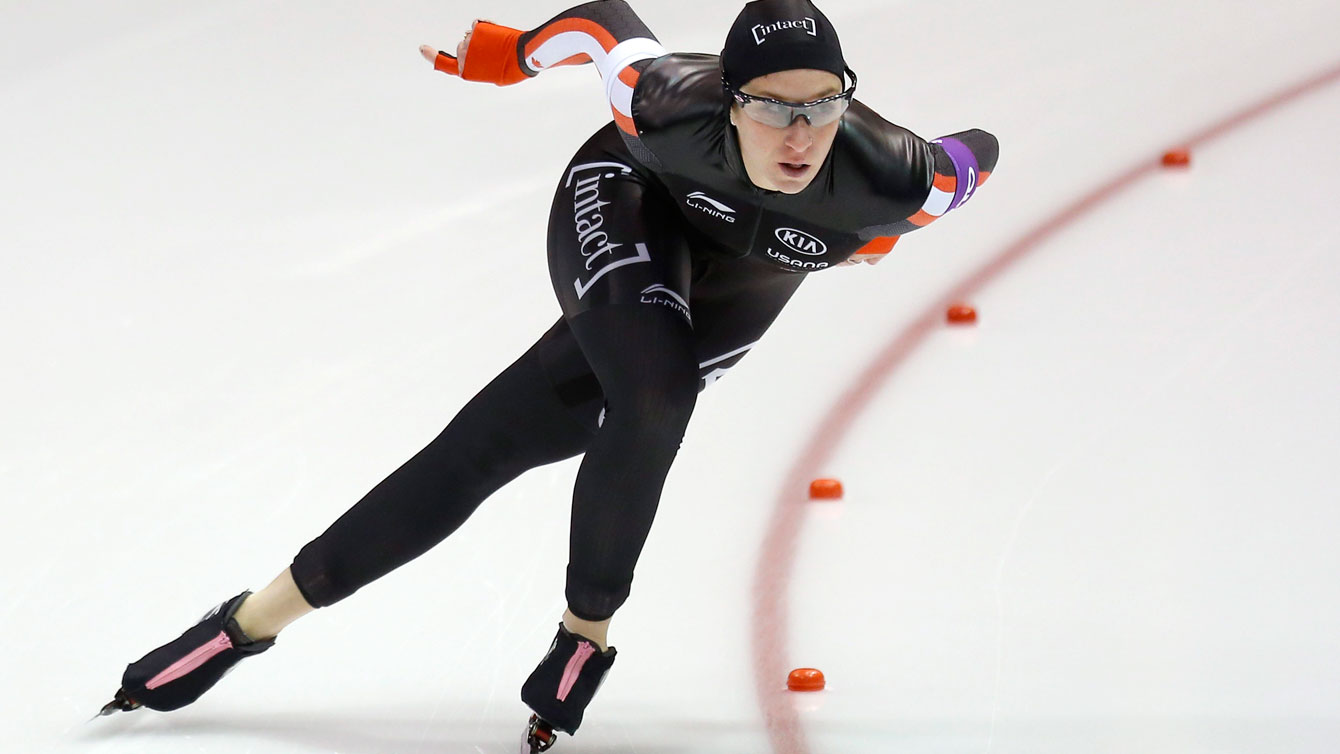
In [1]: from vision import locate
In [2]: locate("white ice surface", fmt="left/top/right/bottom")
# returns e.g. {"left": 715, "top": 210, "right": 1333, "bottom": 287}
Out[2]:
{"left": 2, "top": 1, "right": 1339, "bottom": 753}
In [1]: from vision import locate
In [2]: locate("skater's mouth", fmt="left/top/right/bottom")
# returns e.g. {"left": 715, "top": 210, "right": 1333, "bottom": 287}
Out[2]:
{"left": 778, "top": 162, "right": 810, "bottom": 178}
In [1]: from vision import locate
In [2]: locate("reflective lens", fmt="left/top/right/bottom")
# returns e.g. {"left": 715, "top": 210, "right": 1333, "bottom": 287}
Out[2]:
{"left": 726, "top": 67, "right": 857, "bottom": 129}
{"left": 739, "top": 97, "right": 850, "bottom": 128}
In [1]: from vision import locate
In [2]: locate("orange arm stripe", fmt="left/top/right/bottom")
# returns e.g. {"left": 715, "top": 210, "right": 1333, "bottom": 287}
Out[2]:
{"left": 548, "top": 53, "right": 593, "bottom": 68}
{"left": 614, "top": 109, "right": 638, "bottom": 136}
{"left": 855, "top": 236, "right": 900, "bottom": 256}
{"left": 977, "top": 170, "right": 991, "bottom": 186}
{"left": 619, "top": 65, "right": 640, "bottom": 88}
{"left": 932, "top": 172, "right": 956, "bottom": 192}
{"left": 524, "top": 19, "right": 619, "bottom": 58}
{"left": 908, "top": 210, "right": 937, "bottom": 227}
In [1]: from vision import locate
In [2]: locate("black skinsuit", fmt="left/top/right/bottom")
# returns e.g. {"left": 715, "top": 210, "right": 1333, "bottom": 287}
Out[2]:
{"left": 291, "top": 1, "right": 998, "bottom": 622}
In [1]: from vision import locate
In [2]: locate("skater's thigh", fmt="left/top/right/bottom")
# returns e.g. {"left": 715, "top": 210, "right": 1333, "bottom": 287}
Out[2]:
{"left": 547, "top": 126, "right": 692, "bottom": 327}
{"left": 687, "top": 256, "right": 810, "bottom": 388}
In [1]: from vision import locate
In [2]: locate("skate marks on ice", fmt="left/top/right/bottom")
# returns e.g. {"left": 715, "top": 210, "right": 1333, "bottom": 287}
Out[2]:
{"left": 75, "top": 708, "right": 760, "bottom": 754}
{"left": 77, "top": 709, "right": 528, "bottom": 754}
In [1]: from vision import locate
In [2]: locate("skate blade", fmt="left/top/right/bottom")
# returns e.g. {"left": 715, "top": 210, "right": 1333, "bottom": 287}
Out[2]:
{"left": 93, "top": 689, "right": 142, "bottom": 720}
{"left": 521, "top": 714, "right": 557, "bottom": 753}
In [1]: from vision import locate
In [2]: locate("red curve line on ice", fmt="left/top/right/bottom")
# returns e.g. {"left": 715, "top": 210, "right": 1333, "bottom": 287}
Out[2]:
{"left": 750, "top": 60, "right": 1340, "bottom": 754}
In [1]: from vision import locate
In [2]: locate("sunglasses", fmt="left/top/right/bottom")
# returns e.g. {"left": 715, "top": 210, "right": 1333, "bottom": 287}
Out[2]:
{"left": 724, "top": 68, "right": 857, "bottom": 128}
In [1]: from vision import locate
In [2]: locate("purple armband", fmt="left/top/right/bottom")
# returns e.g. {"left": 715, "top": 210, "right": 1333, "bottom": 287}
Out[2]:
{"left": 933, "top": 137, "right": 979, "bottom": 211}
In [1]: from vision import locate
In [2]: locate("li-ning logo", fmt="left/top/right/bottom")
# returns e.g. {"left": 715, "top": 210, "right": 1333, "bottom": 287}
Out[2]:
{"left": 640, "top": 283, "right": 692, "bottom": 323}
{"left": 567, "top": 161, "right": 652, "bottom": 299}
{"left": 753, "top": 17, "right": 817, "bottom": 45}
{"left": 774, "top": 227, "right": 827, "bottom": 256}
{"left": 685, "top": 191, "right": 737, "bottom": 223}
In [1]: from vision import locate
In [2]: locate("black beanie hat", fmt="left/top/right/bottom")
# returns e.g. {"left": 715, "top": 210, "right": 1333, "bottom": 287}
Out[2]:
{"left": 721, "top": 0, "right": 846, "bottom": 89}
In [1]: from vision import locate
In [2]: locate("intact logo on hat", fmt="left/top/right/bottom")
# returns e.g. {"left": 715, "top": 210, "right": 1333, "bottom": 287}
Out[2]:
{"left": 752, "top": 17, "right": 818, "bottom": 45}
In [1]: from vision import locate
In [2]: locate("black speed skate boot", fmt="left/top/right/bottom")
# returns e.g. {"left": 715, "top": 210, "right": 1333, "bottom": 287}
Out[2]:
{"left": 99, "top": 591, "right": 275, "bottom": 716}
{"left": 520, "top": 623, "right": 617, "bottom": 752}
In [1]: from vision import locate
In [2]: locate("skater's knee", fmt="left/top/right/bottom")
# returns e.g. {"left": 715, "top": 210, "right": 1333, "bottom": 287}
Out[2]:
{"left": 601, "top": 364, "right": 698, "bottom": 449}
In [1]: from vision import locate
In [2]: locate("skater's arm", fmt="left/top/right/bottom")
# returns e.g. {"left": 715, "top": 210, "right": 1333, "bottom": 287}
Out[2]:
{"left": 896, "top": 129, "right": 999, "bottom": 233}
{"left": 850, "top": 128, "right": 999, "bottom": 265}
{"left": 916, "top": 129, "right": 999, "bottom": 224}
{"left": 422, "top": 0, "right": 666, "bottom": 139}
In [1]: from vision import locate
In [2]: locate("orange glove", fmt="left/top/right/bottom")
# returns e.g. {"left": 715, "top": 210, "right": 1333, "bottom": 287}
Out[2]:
{"left": 430, "top": 21, "right": 531, "bottom": 86}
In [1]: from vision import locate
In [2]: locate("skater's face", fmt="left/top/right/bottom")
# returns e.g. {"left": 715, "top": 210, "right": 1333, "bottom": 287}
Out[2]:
{"left": 730, "top": 68, "right": 845, "bottom": 194}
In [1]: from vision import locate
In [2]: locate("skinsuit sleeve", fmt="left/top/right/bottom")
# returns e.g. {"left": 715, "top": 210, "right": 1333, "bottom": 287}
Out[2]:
{"left": 429, "top": 1, "right": 666, "bottom": 144}
{"left": 851, "top": 128, "right": 1000, "bottom": 265}
{"left": 907, "top": 129, "right": 1000, "bottom": 230}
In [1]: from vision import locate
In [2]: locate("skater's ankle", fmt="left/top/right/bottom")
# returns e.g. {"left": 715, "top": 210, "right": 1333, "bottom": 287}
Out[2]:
{"left": 562, "top": 609, "right": 611, "bottom": 652}
{"left": 231, "top": 568, "right": 316, "bottom": 640}
{"left": 231, "top": 595, "right": 278, "bottom": 641}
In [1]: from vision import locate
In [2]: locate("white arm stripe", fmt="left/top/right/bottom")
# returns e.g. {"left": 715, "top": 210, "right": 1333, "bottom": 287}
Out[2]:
{"left": 920, "top": 186, "right": 953, "bottom": 217}
{"left": 529, "top": 34, "right": 665, "bottom": 119}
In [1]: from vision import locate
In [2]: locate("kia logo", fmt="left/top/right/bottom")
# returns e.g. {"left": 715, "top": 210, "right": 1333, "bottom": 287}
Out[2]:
{"left": 774, "top": 227, "right": 827, "bottom": 256}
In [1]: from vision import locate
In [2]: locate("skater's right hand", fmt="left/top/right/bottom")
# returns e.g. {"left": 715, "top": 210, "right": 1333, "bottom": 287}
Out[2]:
{"left": 418, "top": 19, "right": 480, "bottom": 76}
{"left": 420, "top": 19, "right": 529, "bottom": 86}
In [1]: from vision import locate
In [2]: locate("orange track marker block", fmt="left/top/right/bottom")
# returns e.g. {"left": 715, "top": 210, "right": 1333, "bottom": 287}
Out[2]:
{"left": 1161, "top": 148, "right": 1191, "bottom": 168}
{"left": 788, "top": 667, "right": 826, "bottom": 692}
{"left": 946, "top": 304, "right": 978, "bottom": 324}
{"left": 809, "top": 478, "right": 843, "bottom": 500}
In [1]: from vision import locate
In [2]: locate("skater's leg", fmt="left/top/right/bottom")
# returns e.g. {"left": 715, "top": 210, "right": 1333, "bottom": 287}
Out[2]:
{"left": 544, "top": 127, "right": 696, "bottom": 627}
{"left": 290, "top": 338, "right": 597, "bottom": 608}
{"left": 517, "top": 256, "right": 811, "bottom": 735}
{"left": 527, "top": 307, "right": 697, "bottom": 654}
{"left": 521, "top": 307, "right": 698, "bottom": 735}
{"left": 108, "top": 334, "right": 600, "bottom": 715}
{"left": 562, "top": 304, "right": 698, "bottom": 623}
{"left": 517, "top": 127, "right": 697, "bottom": 740}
